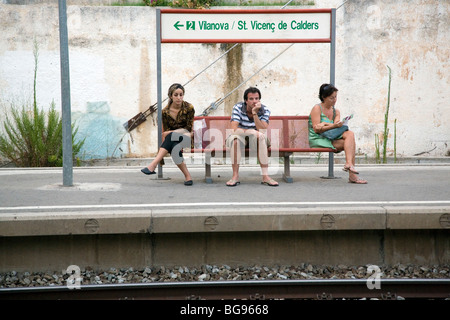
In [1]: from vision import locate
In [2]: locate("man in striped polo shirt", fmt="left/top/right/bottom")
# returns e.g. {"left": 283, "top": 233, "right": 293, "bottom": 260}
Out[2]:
{"left": 225, "top": 87, "right": 279, "bottom": 187}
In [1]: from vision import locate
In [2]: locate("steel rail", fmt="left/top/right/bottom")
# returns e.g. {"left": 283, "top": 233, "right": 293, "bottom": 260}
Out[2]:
{"left": 1, "top": 279, "right": 449, "bottom": 300}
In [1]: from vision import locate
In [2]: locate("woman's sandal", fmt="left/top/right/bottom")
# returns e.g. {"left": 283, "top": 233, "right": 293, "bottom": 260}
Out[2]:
{"left": 343, "top": 165, "right": 359, "bottom": 174}
{"left": 348, "top": 178, "right": 367, "bottom": 184}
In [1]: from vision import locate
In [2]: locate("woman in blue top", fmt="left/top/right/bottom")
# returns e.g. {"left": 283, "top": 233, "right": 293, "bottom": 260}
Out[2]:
{"left": 309, "top": 84, "right": 367, "bottom": 184}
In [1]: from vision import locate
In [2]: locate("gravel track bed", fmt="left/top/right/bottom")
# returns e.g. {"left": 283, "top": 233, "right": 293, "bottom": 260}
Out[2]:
{"left": 1, "top": 263, "right": 449, "bottom": 288}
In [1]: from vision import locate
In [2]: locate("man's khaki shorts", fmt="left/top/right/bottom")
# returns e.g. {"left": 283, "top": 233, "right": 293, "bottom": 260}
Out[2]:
{"left": 225, "top": 132, "right": 271, "bottom": 149}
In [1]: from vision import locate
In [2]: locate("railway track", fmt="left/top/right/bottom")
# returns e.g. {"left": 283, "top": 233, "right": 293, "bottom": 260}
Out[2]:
{"left": 1, "top": 279, "right": 449, "bottom": 300}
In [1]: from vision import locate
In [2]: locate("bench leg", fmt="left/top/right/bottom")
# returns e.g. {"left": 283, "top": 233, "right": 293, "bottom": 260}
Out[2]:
{"left": 205, "top": 153, "right": 213, "bottom": 184}
{"left": 320, "top": 152, "right": 339, "bottom": 179}
{"left": 282, "top": 154, "right": 293, "bottom": 183}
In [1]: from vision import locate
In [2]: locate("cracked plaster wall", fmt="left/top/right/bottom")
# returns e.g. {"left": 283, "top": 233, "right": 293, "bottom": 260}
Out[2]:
{"left": 0, "top": 0, "right": 448, "bottom": 160}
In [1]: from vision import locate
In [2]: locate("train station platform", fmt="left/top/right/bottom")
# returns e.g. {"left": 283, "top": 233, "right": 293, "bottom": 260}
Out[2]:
{"left": 0, "top": 159, "right": 449, "bottom": 272}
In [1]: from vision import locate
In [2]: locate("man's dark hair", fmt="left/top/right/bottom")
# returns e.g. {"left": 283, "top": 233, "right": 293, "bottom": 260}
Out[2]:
{"left": 244, "top": 87, "right": 261, "bottom": 101}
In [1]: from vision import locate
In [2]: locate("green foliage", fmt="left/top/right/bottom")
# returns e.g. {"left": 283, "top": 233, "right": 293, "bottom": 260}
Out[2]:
{"left": 375, "top": 65, "right": 396, "bottom": 164}
{"left": 0, "top": 39, "right": 84, "bottom": 167}
{"left": 142, "top": 0, "right": 314, "bottom": 7}
{"left": 394, "top": 118, "right": 397, "bottom": 162}
{"left": 315, "top": 152, "right": 322, "bottom": 164}
{"left": 0, "top": 102, "right": 85, "bottom": 167}
{"left": 381, "top": 65, "right": 392, "bottom": 163}
{"left": 143, "top": 0, "right": 217, "bottom": 9}
{"left": 374, "top": 133, "right": 380, "bottom": 164}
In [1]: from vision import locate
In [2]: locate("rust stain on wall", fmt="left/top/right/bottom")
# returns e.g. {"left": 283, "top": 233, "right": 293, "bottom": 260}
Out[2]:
{"left": 223, "top": 43, "right": 243, "bottom": 116}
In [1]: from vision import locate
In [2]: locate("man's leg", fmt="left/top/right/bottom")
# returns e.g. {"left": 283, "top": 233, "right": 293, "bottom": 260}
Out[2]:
{"left": 255, "top": 131, "right": 278, "bottom": 186}
{"left": 227, "top": 138, "right": 241, "bottom": 186}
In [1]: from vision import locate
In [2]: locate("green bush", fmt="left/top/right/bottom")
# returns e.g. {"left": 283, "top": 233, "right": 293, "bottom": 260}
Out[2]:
{"left": 0, "top": 102, "right": 84, "bottom": 167}
{"left": 0, "top": 40, "right": 84, "bottom": 167}
{"left": 143, "top": 0, "right": 217, "bottom": 9}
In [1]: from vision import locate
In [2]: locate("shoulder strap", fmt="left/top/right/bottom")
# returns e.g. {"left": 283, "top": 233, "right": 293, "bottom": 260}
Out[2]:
{"left": 333, "top": 107, "right": 336, "bottom": 121}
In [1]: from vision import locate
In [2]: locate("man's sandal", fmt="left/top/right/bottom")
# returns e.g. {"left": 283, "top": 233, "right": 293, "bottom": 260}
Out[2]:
{"left": 226, "top": 179, "right": 240, "bottom": 187}
{"left": 261, "top": 179, "right": 279, "bottom": 187}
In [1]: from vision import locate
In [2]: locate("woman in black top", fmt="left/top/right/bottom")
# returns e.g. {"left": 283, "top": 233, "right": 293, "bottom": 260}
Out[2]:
{"left": 141, "top": 83, "right": 195, "bottom": 186}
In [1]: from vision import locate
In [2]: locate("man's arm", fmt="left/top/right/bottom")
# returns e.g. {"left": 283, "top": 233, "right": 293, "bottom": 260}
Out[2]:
{"left": 230, "top": 120, "right": 239, "bottom": 131}
{"left": 252, "top": 113, "right": 268, "bottom": 130}
{"left": 252, "top": 103, "right": 269, "bottom": 130}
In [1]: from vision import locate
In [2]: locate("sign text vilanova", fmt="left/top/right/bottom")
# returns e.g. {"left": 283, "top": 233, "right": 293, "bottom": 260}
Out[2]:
{"left": 160, "top": 9, "right": 332, "bottom": 43}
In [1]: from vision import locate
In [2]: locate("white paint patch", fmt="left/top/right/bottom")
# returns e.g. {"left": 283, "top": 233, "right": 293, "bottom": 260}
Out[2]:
{"left": 1, "top": 201, "right": 449, "bottom": 212}
{"left": 38, "top": 183, "right": 121, "bottom": 192}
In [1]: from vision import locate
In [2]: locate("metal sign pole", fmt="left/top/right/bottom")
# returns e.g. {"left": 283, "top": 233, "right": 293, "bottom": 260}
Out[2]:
{"left": 327, "top": 8, "right": 337, "bottom": 179}
{"left": 58, "top": 0, "right": 73, "bottom": 186}
{"left": 330, "top": 8, "right": 336, "bottom": 86}
{"left": 156, "top": 9, "right": 163, "bottom": 179}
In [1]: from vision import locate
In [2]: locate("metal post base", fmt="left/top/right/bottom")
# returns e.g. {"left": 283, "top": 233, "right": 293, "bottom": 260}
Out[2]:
{"left": 320, "top": 176, "right": 341, "bottom": 179}
{"left": 153, "top": 177, "right": 171, "bottom": 180}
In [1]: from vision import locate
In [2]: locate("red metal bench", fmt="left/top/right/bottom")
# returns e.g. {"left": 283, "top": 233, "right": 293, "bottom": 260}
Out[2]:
{"left": 191, "top": 116, "right": 336, "bottom": 183}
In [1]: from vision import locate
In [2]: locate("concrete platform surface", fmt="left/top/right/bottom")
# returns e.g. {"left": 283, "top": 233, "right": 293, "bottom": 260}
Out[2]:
{"left": 1, "top": 163, "right": 449, "bottom": 236}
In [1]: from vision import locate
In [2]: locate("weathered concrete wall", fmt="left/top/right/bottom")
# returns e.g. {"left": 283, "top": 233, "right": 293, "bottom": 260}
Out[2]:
{"left": 1, "top": 230, "right": 448, "bottom": 272}
{"left": 337, "top": 0, "right": 450, "bottom": 158}
{"left": 0, "top": 0, "right": 448, "bottom": 160}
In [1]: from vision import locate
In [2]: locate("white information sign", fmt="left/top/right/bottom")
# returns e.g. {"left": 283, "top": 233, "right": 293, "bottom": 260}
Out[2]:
{"left": 160, "top": 9, "right": 331, "bottom": 43}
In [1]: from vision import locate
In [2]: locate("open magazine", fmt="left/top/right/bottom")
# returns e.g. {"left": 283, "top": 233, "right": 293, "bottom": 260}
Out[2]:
{"left": 342, "top": 114, "right": 353, "bottom": 126}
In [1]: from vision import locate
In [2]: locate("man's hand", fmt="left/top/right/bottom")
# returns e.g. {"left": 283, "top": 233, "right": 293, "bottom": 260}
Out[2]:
{"left": 252, "top": 101, "right": 262, "bottom": 114}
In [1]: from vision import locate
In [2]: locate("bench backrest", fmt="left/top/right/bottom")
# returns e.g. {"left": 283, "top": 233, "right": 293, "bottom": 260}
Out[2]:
{"left": 194, "top": 115, "right": 312, "bottom": 150}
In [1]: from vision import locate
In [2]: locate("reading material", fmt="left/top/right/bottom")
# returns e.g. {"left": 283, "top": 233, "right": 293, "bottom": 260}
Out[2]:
{"left": 342, "top": 114, "right": 353, "bottom": 126}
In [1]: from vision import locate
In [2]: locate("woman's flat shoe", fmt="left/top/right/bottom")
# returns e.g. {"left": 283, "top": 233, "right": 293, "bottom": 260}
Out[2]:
{"left": 343, "top": 165, "right": 359, "bottom": 174}
{"left": 141, "top": 167, "right": 156, "bottom": 175}
{"left": 184, "top": 180, "right": 193, "bottom": 186}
